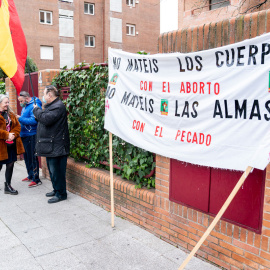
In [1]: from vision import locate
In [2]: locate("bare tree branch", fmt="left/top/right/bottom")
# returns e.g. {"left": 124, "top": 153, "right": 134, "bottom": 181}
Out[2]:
{"left": 240, "top": 0, "right": 268, "bottom": 14}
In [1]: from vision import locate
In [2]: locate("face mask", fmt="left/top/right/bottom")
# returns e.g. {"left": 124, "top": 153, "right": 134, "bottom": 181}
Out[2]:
{"left": 42, "top": 96, "right": 47, "bottom": 104}
{"left": 20, "top": 103, "right": 26, "bottom": 108}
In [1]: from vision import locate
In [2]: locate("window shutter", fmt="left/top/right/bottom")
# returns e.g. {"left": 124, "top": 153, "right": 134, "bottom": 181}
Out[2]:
{"left": 110, "top": 17, "right": 122, "bottom": 43}
{"left": 60, "top": 43, "right": 74, "bottom": 68}
{"left": 110, "top": 0, "right": 122, "bottom": 12}
{"left": 59, "top": 9, "right": 74, "bottom": 37}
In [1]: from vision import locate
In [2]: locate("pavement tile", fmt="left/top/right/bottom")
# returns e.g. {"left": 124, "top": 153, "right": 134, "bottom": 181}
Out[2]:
{"left": 99, "top": 231, "right": 163, "bottom": 268}
{"left": 36, "top": 249, "right": 82, "bottom": 270}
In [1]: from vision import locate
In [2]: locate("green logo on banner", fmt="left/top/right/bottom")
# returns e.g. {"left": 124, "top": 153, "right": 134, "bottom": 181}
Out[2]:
{"left": 269, "top": 71, "right": 270, "bottom": 92}
{"left": 109, "top": 73, "right": 118, "bottom": 85}
{"left": 160, "top": 99, "right": 168, "bottom": 115}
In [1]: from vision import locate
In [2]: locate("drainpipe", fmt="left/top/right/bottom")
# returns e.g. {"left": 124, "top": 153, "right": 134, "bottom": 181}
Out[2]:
{"left": 102, "top": 0, "right": 105, "bottom": 62}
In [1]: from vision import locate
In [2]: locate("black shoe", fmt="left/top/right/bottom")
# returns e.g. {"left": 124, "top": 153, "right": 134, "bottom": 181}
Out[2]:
{"left": 4, "top": 182, "right": 18, "bottom": 195}
{"left": 46, "top": 191, "right": 56, "bottom": 197}
{"left": 48, "top": 196, "right": 67, "bottom": 204}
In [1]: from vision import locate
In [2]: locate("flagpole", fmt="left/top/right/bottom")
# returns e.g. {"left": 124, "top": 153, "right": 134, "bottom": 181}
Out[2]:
{"left": 26, "top": 57, "right": 36, "bottom": 105}
{"left": 178, "top": 166, "right": 253, "bottom": 270}
{"left": 109, "top": 132, "right": 115, "bottom": 227}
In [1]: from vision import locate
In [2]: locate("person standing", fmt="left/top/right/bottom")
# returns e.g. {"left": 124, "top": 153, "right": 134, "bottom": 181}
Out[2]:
{"left": 0, "top": 94, "right": 25, "bottom": 195}
{"left": 33, "top": 85, "right": 70, "bottom": 203}
{"left": 18, "top": 91, "right": 42, "bottom": 187}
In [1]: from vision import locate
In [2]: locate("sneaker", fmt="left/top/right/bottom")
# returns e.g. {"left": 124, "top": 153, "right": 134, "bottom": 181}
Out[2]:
{"left": 22, "top": 177, "right": 30, "bottom": 182}
{"left": 28, "top": 181, "right": 42, "bottom": 188}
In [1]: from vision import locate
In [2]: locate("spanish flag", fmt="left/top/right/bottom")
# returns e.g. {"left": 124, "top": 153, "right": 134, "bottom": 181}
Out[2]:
{"left": 0, "top": 0, "right": 27, "bottom": 94}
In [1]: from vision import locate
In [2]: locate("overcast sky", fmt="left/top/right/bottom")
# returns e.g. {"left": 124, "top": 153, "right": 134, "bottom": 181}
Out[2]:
{"left": 160, "top": 0, "right": 178, "bottom": 34}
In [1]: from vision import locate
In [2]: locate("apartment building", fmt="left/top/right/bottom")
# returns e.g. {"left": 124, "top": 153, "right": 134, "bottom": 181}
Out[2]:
{"left": 14, "top": 0, "right": 160, "bottom": 70}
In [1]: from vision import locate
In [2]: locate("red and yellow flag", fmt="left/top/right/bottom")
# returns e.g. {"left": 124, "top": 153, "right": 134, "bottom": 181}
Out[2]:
{"left": 0, "top": 0, "right": 27, "bottom": 94}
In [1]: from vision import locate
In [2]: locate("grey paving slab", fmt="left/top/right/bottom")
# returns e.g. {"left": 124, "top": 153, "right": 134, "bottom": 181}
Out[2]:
{"left": 36, "top": 249, "right": 82, "bottom": 270}
{"left": 0, "top": 161, "right": 221, "bottom": 270}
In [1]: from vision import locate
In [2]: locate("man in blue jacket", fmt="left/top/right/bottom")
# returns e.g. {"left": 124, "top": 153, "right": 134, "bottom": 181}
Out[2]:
{"left": 18, "top": 91, "right": 42, "bottom": 187}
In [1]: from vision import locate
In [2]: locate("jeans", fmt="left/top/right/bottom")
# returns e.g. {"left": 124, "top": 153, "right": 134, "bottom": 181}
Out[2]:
{"left": 46, "top": 155, "right": 67, "bottom": 199}
{"left": 21, "top": 135, "right": 40, "bottom": 182}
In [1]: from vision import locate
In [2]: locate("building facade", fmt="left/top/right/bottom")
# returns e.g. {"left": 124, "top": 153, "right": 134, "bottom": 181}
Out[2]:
{"left": 14, "top": 0, "right": 160, "bottom": 70}
{"left": 180, "top": 0, "right": 270, "bottom": 29}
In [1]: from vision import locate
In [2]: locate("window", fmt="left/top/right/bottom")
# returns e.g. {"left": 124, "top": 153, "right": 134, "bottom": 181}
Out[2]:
{"left": 85, "top": 35, "right": 95, "bottom": 47}
{"left": 126, "top": 24, "right": 135, "bottom": 36}
{"left": 210, "top": 0, "right": 230, "bottom": 10}
{"left": 84, "top": 2, "right": 95, "bottom": 15}
{"left": 126, "top": 0, "right": 135, "bottom": 7}
{"left": 39, "top": 10, "right": 52, "bottom": 25}
{"left": 40, "top": 46, "right": 53, "bottom": 60}
{"left": 170, "top": 160, "right": 265, "bottom": 233}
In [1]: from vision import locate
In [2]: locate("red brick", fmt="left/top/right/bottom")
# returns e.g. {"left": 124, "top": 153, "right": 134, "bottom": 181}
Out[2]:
{"left": 170, "top": 224, "right": 188, "bottom": 237}
{"left": 245, "top": 251, "right": 270, "bottom": 268}
{"left": 203, "top": 23, "right": 210, "bottom": 50}
{"left": 240, "top": 229, "right": 247, "bottom": 243}
{"left": 216, "top": 21, "right": 222, "bottom": 48}
{"left": 209, "top": 242, "right": 231, "bottom": 257}
{"left": 233, "top": 239, "right": 260, "bottom": 255}
{"left": 219, "top": 241, "right": 244, "bottom": 255}
{"left": 186, "top": 27, "right": 193, "bottom": 53}
{"left": 261, "top": 250, "right": 270, "bottom": 261}
{"left": 209, "top": 22, "right": 216, "bottom": 49}
{"left": 211, "top": 231, "right": 232, "bottom": 243}
{"left": 247, "top": 231, "right": 254, "bottom": 246}
{"left": 192, "top": 27, "right": 198, "bottom": 52}
{"left": 235, "top": 15, "right": 244, "bottom": 42}
{"left": 167, "top": 32, "right": 172, "bottom": 53}
{"left": 197, "top": 25, "right": 204, "bottom": 51}
{"left": 207, "top": 255, "right": 230, "bottom": 270}
{"left": 171, "top": 30, "right": 177, "bottom": 52}
{"left": 229, "top": 17, "right": 236, "bottom": 45}
{"left": 176, "top": 30, "right": 181, "bottom": 52}
{"left": 244, "top": 13, "right": 252, "bottom": 40}
{"left": 219, "top": 254, "right": 244, "bottom": 269}
{"left": 258, "top": 10, "right": 267, "bottom": 35}
{"left": 250, "top": 12, "right": 259, "bottom": 38}
{"left": 234, "top": 226, "right": 240, "bottom": 240}
{"left": 267, "top": 9, "right": 270, "bottom": 33}
{"left": 261, "top": 236, "right": 269, "bottom": 251}
{"left": 181, "top": 28, "right": 187, "bottom": 53}
{"left": 232, "top": 253, "right": 259, "bottom": 269}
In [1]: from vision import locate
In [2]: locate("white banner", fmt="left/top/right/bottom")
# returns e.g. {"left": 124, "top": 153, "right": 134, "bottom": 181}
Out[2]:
{"left": 104, "top": 33, "right": 270, "bottom": 171}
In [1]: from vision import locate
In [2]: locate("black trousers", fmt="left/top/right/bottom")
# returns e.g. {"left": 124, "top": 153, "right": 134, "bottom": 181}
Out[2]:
{"left": 46, "top": 155, "right": 67, "bottom": 199}
{"left": 21, "top": 135, "right": 39, "bottom": 182}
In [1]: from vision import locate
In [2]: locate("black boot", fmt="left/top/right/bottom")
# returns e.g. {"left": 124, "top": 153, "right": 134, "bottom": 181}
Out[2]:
{"left": 4, "top": 182, "right": 18, "bottom": 195}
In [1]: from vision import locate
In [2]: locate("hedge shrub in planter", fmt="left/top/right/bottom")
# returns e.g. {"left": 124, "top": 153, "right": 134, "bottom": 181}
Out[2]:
{"left": 53, "top": 63, "right": 155, "bottom": 188}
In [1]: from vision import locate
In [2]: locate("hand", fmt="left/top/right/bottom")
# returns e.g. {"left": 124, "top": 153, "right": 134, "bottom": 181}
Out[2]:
{"left": 7, "top": 133, "right": 15, "bottom": 141}
{"left": 33, "top": 104, "right": 37, "bottom": 108}
{"left": 16, "top": 114, "right": 20, "bottom": 118}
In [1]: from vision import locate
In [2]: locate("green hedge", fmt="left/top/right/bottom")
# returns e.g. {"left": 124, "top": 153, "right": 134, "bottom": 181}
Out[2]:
{"left": 53, "top": 64, "right": 155, "bottom": 188}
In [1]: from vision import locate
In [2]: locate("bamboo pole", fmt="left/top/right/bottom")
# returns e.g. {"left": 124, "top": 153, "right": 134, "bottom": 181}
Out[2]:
{"left": 109, "top": 132, "right": 115, "bottom": 227}
{"left": 178, "top": 166, "right": 253, "bottom": 270}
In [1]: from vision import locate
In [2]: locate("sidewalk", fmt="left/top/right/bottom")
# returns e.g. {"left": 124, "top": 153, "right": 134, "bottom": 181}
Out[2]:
{"left": 0, "top": 161, "right": 221, "bottom": 270}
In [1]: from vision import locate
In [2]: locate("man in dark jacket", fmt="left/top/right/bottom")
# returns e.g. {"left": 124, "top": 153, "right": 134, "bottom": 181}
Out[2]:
{"left": 18, "top": 91, "right": 42, "bottom": 187}
{"left": 33, "top": 85, "right": 70, "bottom": 203}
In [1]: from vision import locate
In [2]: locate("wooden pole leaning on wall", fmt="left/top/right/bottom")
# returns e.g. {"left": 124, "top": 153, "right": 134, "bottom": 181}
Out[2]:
{"left": 109, "top": 132, "right": 115, "bottom": 228}
{"left": 178, "top": 166, "right": 253, "bottom": 270}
